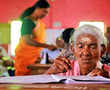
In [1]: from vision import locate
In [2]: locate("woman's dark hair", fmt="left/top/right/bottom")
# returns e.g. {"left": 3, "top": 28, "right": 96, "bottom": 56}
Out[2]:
{"left": 61, "top": 28, "right": 75, "bottom": 44}
{"left": 20, "top": 0, "right": 50, "bottom": 19}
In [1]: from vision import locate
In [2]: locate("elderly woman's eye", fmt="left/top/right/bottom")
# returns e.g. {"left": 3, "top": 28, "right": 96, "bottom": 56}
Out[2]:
{"left": 90, "top": 45, "right": 96, "bottom": 49}
{"left": 78, "top": 44, "right": 83, "bottom": 48}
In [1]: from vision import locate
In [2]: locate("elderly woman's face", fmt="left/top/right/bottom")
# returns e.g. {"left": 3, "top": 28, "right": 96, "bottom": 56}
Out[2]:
{"left": 74, "top": 34, "right": 101, "bottom": 68}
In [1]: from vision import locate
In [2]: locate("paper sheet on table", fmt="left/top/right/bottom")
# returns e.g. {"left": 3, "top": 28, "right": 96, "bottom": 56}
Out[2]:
{"left": 52, "top": 75, "right": 110, "bottom": 84}
{"left": 65, "top": 79, "right": 110, "bottom": 84}
{"left": 52, "top": 75, "right": 110, "bottom": 81}
{"left": 0, "top": 75, "right": 110, "bottom": 84}
{"left": 0, "top": 75, "right": 57, "bottom": 84}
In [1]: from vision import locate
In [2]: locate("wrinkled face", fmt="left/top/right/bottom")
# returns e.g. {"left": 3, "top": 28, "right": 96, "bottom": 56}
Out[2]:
{"left": 74, "top": 34, "right": 101, "bottom": 68}
{"left": 33, "top": 8, "right": 49, "bottom": 19}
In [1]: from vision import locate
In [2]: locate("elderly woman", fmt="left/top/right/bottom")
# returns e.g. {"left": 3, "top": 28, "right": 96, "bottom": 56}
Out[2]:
{"left": 45, "top": 24, "right": 110, "bottom": 78}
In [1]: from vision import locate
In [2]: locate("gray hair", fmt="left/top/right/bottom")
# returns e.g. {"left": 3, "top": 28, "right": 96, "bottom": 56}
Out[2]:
{"left": 70, "top": 24, "right": 106, "bottom": 46}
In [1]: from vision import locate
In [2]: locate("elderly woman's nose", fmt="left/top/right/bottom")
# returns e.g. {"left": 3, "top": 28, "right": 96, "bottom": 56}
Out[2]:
{"left": 83, "top": 46, "right": 90, "bottom": 56}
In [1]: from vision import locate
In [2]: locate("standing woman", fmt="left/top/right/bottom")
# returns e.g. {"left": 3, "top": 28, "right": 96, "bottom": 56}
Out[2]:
{"left": 14, "top": 0, "right": 56, "bottom": 76}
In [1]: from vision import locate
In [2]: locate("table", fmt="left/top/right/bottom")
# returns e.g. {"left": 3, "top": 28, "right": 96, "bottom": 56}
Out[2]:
{"left": 27, "top": 64, "right": 51, "bottom": 75}
{"left": 0, "top": 83, "right": 110, "bottom": 90}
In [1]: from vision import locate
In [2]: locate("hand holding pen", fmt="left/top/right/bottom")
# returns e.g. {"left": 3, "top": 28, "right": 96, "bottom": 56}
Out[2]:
{"left": 45, "top": 55, "right": 72, "bottom": 74}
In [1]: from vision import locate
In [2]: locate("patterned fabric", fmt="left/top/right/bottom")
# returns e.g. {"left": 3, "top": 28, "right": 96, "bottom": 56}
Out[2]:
{"left": 57, "top": 45, "right": 75, "bottom": 61}
{"left": 101, "top": 54, "right": 110, "bottom": 66}
{"left": 60, "top": 60, "right": 110, "bottom": 77}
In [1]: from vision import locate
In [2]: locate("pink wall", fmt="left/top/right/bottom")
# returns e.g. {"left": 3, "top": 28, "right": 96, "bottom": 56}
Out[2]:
{"left": 0, "top": 0, "right": 110, "bottom": 28}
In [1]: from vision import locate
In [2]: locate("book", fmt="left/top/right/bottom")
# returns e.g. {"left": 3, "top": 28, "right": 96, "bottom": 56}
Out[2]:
{"left": 51, "top": 75, "right": 110, "bottom": 84}
{"left": 0, "top": 75, "right": 110, "bottom": 84}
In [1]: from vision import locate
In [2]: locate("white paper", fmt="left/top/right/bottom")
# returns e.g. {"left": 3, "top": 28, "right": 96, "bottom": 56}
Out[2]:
{"left": 68, "top": 76, "right": 110, "bottom": 82}
{"left": 0, "top": 75, "right": 110, "bottom": 84}
{"left": 0, "top": 75, "right": 57, "bottom": 84}
{"left": 51, "top": 75, "right": 110, "bottom": 82}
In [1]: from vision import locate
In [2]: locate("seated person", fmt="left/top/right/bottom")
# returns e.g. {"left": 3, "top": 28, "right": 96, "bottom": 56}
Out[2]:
{"left": 57, "top": 28, "right": 75, "bottom": 60}
{"left": 45, "top": 24, "right": 110, "bottom": 78}
{"left": 0, "top": 46, "right": 14, "bottom": 76}
{"left": 101, "top": 27, "right": 110, "bottom": 65}
{"left": 40, "top": 28, "right": 75, "bottom": 64}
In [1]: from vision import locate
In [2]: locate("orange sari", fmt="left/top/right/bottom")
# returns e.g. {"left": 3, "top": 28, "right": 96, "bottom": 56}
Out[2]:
{"left": 14, "top": 20, "right": 46, "bottom": 76}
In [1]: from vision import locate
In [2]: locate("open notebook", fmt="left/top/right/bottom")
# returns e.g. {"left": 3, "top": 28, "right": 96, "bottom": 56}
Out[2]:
{"left": 0, "top": 75, "right": 110, "bottom": 84}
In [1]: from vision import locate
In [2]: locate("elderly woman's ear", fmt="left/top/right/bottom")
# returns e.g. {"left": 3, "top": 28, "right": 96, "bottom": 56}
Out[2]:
{"left": 100, "top": 44, "right": 107, "bottom": 57}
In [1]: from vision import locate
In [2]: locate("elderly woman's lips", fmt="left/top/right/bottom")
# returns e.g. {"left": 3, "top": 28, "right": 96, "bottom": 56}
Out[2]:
{"left": 81, "top": 58, "right": 91, "bottom": 63}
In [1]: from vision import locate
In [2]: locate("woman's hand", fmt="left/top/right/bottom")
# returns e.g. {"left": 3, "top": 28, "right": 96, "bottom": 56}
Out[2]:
{"left": 47, "top": 45, "right": 57, "bottom": 51}
{"left": 45, "top": 57, "right": 71, "bottom": 74}
{"left": 87, "top": 68, "right": 109, "bottom": 78}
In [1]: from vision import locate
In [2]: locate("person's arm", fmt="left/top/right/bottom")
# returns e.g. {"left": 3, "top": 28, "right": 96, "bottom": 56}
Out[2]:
{"left": 23, "top": 35, "right": 56, "bottom": 50}
{"left": 21, "top": 18, "right": 56, "bottom": 50}
{"left": 87, "top": 67, "right": 109, "bottom": 78}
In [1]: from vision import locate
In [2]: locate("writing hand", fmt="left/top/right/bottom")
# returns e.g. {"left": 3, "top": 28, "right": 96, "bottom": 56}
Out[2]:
{"left": 45, "top": 57, "right": 71, "bottom": 74}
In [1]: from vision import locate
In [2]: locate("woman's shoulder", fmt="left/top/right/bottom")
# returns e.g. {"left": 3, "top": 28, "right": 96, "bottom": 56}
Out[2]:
{"left": 21, "top": 17, "right": 36, "bottom": 27}
{"left": 22, "top": 17, "right": 33, "bottom": 22}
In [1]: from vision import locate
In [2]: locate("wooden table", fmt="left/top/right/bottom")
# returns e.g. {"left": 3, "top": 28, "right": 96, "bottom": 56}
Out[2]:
{"left": 27, "top": 64, "right": 51, "bottom": 75}
{"left": 9, "top": 64, "right": 110, "bottom": 90}
{"left": 0, "top": 83, "right": 110, "bottom": 90}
